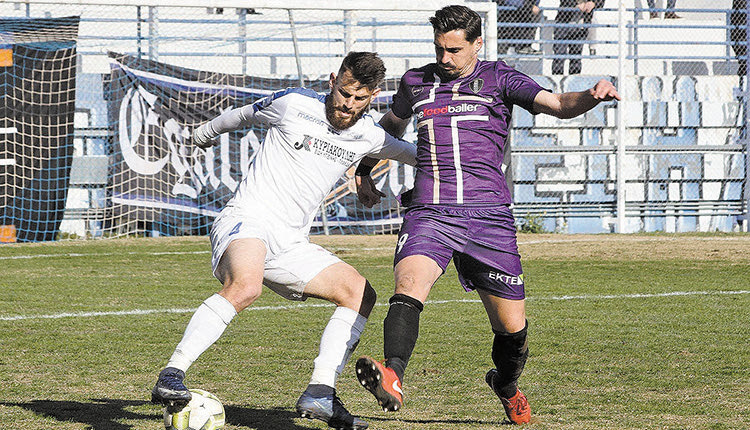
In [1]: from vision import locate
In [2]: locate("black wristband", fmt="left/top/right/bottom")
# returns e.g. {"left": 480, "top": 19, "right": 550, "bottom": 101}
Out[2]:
{"left": 355, "top": 161, "right": 375, "bottom": 176}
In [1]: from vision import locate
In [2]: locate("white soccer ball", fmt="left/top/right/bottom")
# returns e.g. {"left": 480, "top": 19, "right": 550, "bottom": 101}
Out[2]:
{"left": 163, "top": 388, "right": 226, "bottom": 430}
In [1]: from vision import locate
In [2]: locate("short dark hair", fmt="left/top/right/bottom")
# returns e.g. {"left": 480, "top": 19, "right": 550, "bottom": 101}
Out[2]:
{"left": 429, "top": 5, "right": 482, "bottom": 42}
{"left": 338, "top": 51, "right": 386, "bottom": 90}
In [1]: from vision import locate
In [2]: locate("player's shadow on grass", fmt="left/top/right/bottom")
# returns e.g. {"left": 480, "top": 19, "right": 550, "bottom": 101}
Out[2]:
{"left": 2, "top": 398, "right": 161, "bottom": 430}
{"left": 224, "top": 405, "right": 317, "bottom": 429}
{"left": 226, "top": 406, "right": 510, "bottom": 428}
{"left": 227, "top": 405, "right": 512, "bottom": 429}
{"left": 3, "top": 399, "right": 509, "bottom": 429}
{"left": 3, "top": 399, "right": 315, "bottom": 430}
{"left": 365, "top": 415, "right": 511, "bottom": 426}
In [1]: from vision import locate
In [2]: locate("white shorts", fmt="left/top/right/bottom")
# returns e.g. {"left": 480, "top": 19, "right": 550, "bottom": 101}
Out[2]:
{"left": 210, "top": 207, "right": 342, "bottom": 301}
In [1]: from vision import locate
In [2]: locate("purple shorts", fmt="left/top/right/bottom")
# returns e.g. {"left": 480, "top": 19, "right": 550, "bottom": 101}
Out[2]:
{"left": 394, "top": 205, "right": 525, "bottom": 300}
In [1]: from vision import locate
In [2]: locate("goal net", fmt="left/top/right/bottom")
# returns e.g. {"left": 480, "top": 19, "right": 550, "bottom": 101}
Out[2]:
{"left": 0, "top": 16, "right": 79, "bottom": 242}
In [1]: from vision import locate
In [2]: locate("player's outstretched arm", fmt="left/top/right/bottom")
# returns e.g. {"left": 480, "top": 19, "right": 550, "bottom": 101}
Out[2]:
{"left": 192, "top": 104, "right": 256, "bottom": 148}
{"left": 533, "top": 79, "right": 620, "bottom": 119}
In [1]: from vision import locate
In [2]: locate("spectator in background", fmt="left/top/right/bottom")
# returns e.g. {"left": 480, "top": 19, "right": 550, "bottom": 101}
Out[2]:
{"left": 496, "top": 0, "right": 543, "bottom": 55}
{"left": 552, "top": 0, "right": 603, "bottom": 74}
{"left": 646, "top": 0, "right": 680, "bottom": 19}
{"left": 730, "top": 0, "right": 747, "bottom": 77}
{"left": 584, "top": 9, "right": 596, "bottom": 55}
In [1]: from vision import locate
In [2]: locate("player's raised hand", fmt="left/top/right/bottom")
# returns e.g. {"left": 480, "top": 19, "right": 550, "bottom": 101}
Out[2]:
{"left": 355, "top": 174, "right": 386, "bottom": 208}
{"left": 192, "top": 123, "right": 219, "bottom": 148}
{"left": 590, "top": 79, "right": 621, "bottom": 102}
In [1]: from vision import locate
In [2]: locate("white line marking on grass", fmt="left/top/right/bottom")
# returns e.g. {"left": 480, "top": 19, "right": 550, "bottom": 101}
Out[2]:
{"left": 0, "top": 250, "right": 210, "bottom": 260}
{"left": 1, "top": 290, "right": 747, "bottom": 322}
{"left": 0, "top": 303, "right": 337, "bottom": 321}
{"left": 0, "top": 308, "right": 198, "bottom": 321}
{"left": 531, "top": 290, "right": 750, "bottom": 301}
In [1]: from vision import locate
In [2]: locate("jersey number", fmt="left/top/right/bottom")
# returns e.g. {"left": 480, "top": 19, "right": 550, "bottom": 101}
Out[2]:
{"left": 228, "top": 222, "right": 242, "bottom": 236}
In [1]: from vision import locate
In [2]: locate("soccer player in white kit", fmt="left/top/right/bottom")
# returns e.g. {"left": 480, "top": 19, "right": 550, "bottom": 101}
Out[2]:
{"left": 151, "top": 52, "right": 416, "bottom": 430}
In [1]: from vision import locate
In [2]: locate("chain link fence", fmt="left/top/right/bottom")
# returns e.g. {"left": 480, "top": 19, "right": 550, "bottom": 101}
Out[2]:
{"left": 0, "top": 0, "right": 746, "bottom": 240}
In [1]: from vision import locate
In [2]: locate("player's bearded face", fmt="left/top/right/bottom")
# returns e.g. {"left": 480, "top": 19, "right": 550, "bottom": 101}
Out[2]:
{"left": 434, "top": 30, "right": 482, "bottom": 80}
{"left": 326, "top": 71, "right": 378, "bottom": 130}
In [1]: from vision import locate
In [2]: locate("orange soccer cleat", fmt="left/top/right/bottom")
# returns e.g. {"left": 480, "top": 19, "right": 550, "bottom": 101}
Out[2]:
{"left": 485, "top": 369, "right": 531, "bottom": 424}
{"left": 355, "top": 356, "right": 403, "bottom": 412}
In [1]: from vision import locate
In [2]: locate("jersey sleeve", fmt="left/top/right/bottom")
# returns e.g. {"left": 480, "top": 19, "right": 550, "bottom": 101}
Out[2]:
{"left": 205, "top": 88, "right": 293, "bottom": 135}
{"left": 390, "top": 74, "right": 415, "bottom": 120}
{"left": 497, "top": 64, "right": 546, "bottom": 114}
{"left": 367, "top": 123, "right": 417, "bottom": 166}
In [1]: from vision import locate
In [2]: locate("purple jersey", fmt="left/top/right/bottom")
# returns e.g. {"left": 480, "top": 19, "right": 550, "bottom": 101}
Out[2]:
{"left": 391, "top": 60, "right": 544, "bottom": 206}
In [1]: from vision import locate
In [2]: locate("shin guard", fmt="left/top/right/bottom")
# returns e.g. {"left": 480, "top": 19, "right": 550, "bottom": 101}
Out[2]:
{"left": 491, "top": 321, "right": 529, "bottom": 399}
{"left": 383, "top": 293, "right": 423, "bottom": 381}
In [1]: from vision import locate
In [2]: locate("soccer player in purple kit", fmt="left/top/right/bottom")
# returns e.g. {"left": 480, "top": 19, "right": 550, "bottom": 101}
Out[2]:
{"left": 353, "top": 4, "right": 619, "bottom": 425}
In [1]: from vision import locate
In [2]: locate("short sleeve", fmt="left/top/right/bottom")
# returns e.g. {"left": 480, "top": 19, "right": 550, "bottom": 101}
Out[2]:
{"left": 368, "top": 125, "right": 417, "bottom": 166}
{"left": 498, "top": 64, "right": 546, "bottom": 114}
{"left": 390, "top": 75, "right": 414, "bottom": 120}
{"left": 249, "top": 87, "right": 304, "bottom": 125}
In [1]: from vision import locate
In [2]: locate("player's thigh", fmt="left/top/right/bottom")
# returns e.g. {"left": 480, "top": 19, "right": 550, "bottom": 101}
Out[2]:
{"left": 477, "top": 289, "right": 526, "bottom": 333}
{"left": 393, "top": 206, "right": 463, "bottom": 301}
{"left": 215, "top": 238, "right": 267, "bottom": 307}
{"left": 304, "top": 262, "right": 369, "bottom": 309}
{"left": 210, "top": 209, "right": 269, "bottom": 285}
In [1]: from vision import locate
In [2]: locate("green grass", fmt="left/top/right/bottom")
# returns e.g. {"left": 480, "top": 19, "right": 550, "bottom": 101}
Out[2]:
{"left": 0, "top": 235, "right": 748, "bottom": 430}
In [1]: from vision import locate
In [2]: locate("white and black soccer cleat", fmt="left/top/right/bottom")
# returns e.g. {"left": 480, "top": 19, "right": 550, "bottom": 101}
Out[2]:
{"left": 296, "top": 384, "right": 368, "bottom": 430}
{"left": 151, "top": 367, "right": 192, "bottom": 412}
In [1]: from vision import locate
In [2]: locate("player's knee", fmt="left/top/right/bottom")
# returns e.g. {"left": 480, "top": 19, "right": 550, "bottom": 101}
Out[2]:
{"left": 220, "top": 276, "right": 262, "bottom": 311}
{"left": 337, "top": 274, "right": 373, "bottom": 314}
{"left": 394, "top": 273, "right": 429, "bottom": 299}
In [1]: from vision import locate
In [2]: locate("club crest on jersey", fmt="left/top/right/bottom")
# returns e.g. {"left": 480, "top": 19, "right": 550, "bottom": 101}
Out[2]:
{"left": 293, "top": 135, "right": 312, "bottom": 151}
{"left": 411, "top": 86, "right": 423, "bottom": 97}
{"left": 469, "top": 78, "right": 484, "bottom": 94}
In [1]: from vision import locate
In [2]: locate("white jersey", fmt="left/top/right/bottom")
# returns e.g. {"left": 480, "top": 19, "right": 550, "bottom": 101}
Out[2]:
{"left": 212, "top": 87, "right": 416, "bottom": 233}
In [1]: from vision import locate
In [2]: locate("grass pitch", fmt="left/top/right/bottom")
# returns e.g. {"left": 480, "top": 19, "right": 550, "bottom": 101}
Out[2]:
{"left": 1, "top": 233, "right": 748, "bottom": 430}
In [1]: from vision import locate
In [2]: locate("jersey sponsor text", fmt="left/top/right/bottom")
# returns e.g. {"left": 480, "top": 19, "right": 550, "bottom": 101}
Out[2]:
{"left": 488, "top": 271, "right": 524, "bottom": 285}
{"left": 417, "top": 103, "right": 479, "bottom": 119}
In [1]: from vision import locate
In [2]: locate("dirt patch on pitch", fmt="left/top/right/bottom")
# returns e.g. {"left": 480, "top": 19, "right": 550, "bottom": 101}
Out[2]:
{"left": 22, "top": 233, "right": 747, "bottom": 263}
{"left": 517, "top": 234, "right": 750, "bottom": 262}
{"left": 312, "top": 233, "right": 750, "bottom": 262}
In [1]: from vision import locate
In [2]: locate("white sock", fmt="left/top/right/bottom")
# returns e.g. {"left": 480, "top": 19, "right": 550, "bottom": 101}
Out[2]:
{"left": 166, "top": 294, "right": 237, "bottom": 372}
{"left": 309, "top": 306, "right": 367, "bottom": 388}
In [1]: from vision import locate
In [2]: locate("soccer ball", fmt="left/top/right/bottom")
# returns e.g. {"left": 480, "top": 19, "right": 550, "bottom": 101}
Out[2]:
{"left": 163, "top": 388, "right": 226, "bottom": 430}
